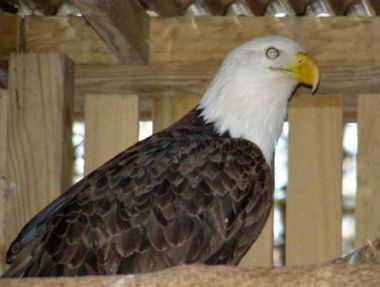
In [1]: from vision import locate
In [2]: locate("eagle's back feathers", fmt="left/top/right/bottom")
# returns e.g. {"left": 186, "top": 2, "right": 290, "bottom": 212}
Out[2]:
{"left": 3, "top": 108, "right": 273, "bottom": 277}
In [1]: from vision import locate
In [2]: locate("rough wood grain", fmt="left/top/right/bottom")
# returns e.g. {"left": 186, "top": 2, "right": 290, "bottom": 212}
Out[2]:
{"left": 1, "top": 264, "right": 380, "bottom": 287}
{"left": 0, "top": 89, "right": 8, "bottom": 274}
{"left": 149, "top": 17, "right": 380, "bottom": 64}
{"left": 4, "top": 53, "right": 74, "bottom": 251}
{"left": 356, "top": 94, "right": 380, "bottom": 248}
{"left": 0, "top": 14, "right": 20, "bottom": 61}
{"left": 70, "top": 0, "right": 149, "bottom": 64}
{"left": 286, "top": 96, "right": 343, "bottom": 265}
{"left": 25, "top": 16, "right": 119, "bottom": 64}
{"left": 18, "top": 16, "right": 380, "bottom": 65}
{"left": 84, "top": 94, "right": 139, "bottom": 174}
{"left": 75, "top": 63, "right": 380, "bottom": 121}
{"left": 239, "top": 211, "right": 273, "bottom": 267}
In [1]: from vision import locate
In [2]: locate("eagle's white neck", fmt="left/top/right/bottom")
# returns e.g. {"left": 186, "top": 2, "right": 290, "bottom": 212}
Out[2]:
{"left": 198, "top": 61, "right": 297, "bottom": 166}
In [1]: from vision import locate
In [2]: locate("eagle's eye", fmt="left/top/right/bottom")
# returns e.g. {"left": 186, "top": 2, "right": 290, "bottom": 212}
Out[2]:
{"left": 266, "top": 47, "right": 280, "bottom": 59}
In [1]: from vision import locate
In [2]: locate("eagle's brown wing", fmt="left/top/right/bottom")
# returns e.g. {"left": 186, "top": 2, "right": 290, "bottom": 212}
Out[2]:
{"left": 3, "top": 132, "right": 273, "bottom": 277}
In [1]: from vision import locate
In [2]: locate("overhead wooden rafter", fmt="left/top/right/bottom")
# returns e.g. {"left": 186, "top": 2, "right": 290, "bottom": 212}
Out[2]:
{"left": 70, "top": 0, "right": 149, "bottom": 64}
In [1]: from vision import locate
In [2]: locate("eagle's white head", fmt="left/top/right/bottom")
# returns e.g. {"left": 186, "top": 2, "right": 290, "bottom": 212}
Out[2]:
{"left": 199, "top": 36, "right": 320, "bottom": 165}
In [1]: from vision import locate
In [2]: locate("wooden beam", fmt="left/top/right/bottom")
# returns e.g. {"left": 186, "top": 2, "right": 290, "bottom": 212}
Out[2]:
{"left": 70, "top": 0, "right": 149, "bottom": 64}
{"left": 4, "top": 53, "right": 74, "bottom": 250}
{"left": 286, "top": 96, "right": 343, "bottom": 265}
{"left": 19, "top": 16, "right": 380, "bottom": 65}
{"left": 84, "top": 94, "right": 139, "bottom": 174}
{"left": 0, "top": 14, "right": 20, "bottom": 61}
{"left": 0, "top": 89, "right": 8, "bottom": 274}
{"left": 356, "top": 94, "right": 380, "bottom": 248}
{"left": 149, "top": 17, "right": 380, "bottom": 64}
{"left": 75, "top": 63, "right": 380, "bottom": 121}
{"left": 25, "top": 16, "right": 119, "bottom": 64}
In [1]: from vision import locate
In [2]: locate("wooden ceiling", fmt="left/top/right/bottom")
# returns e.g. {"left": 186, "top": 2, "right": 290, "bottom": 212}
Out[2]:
{"left": 0, "top": 0, "right": 379, "bottom": 16}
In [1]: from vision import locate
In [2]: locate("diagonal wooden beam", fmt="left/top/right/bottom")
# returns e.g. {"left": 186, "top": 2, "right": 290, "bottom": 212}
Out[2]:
{"left": 70, "top": 0, "right": 149, "bottom": 64}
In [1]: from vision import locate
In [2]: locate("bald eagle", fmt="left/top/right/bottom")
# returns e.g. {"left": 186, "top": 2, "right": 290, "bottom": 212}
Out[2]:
{"left": 2, "top": 36, "right": 319, "bottom": 277}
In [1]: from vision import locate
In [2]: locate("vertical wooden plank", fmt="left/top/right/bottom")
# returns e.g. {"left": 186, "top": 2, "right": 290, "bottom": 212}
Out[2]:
{"left": 286, "top": 95, "right": 343, "bottom": 265}
{"left": 152, "top": 95, "right": 201, "bottom": 133}
{"left": 239, "top": 212, "right": 273, "bottom": 267}
{"left": 84, "top": 94, "right": 139, "bottom": 174}
{"left": 5, "top": 53, "right": 74, "bottom": 250}
{"left": 356, "top": 94, "right": 380, "bottom": 248}
{"left": 0, "top": 89, "right": 8, "bottom": 273}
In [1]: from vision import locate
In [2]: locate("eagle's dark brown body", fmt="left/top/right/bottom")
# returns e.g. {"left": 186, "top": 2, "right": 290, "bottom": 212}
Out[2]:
{"left": 3, "top": 107, "right": 273, "bottom": 277}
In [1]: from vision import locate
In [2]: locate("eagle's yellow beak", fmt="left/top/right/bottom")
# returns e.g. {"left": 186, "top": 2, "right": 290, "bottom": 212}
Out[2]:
{"left": 274, "top": 52, "right": 320, "bottom": 93}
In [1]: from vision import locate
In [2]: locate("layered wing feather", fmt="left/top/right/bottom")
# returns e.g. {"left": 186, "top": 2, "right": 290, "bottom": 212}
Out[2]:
{"left": 3, "top": 111, "right": 273, "bottom": 277}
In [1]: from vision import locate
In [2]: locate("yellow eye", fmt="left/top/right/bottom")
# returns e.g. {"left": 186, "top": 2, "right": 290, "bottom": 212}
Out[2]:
{"left": 266, "top": 47, "right": 280, "bottom": 59}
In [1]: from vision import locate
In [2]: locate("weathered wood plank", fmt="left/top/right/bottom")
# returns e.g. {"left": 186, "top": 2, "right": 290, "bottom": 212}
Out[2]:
{"left": 84, "top": 94, "right": 139, "bottom": 174}
{"left": 239, "top": 211, "right": 273, "bottom": 267}
{"left": 356, "top": 94, "right": 380, "bottom": 248}
{"left": 0, "top": 89, "right": 8, "bottom": 273}
{"left": 25, "top": 16, "right": 119, "bottom": 64}
{"left": 149, "top": 17, "right": 380, "bottom": 64}
{"left": 75, "top": 63, "right": 380, "bottom": 121}
{"left": 0, "top": 14, "right": 20, "bottom": 61}
{"left": 152, "top": 95, "right": 200, "bottom": 133}
{"left": 4, "top": 53, "right": 74, "bottom": 249}
{"left": 19, "top": 16, "right": 380, "bottom": 65}
{"left": 286, "top": 96, "right": 343, "bottom": 265}
{"left": 71, "top": 0, "right": 149, "bottom": 64}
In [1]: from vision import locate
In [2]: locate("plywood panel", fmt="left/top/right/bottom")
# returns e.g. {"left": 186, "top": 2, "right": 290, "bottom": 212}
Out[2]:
{"left": 286, "top": 96, "right": 343, "bottom": 265}
{"left": 0, "top": 89, "right": 8, "bottom": 273}
{"left": 84, "top": 94, "right": 139, "bottom": 174}
{"left": 153, "top": 95, "right": 200, "bottom": 132}
{"left": 5, "top": 53, "right": 74, "bottom": 249}
{"left": 25, "top": 16, "right": 119, "bottom": 64}
{"left": 356, "top": 95, "right": 380, "bottom": 248}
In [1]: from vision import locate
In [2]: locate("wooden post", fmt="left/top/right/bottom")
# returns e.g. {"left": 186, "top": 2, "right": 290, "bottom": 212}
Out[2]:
{"left": 4, "top": 53, "right": 74, "bottom": 252}
{"left": 286, "top": 96, "right": 343, "bottom": 265}
{"left": 84, "top": 94, "right": 139, "bottom": 174}
{"left": 152, "top": 95, "right": 200, "bottom": 133}
{"left": 239, "top": 212, "right": 273, "bottom": 267}
{"left": 0, "top": 89, "right": 8, "bottom": 273}
{"left": 356, "top": 95, "right": 380, "bottom": 247}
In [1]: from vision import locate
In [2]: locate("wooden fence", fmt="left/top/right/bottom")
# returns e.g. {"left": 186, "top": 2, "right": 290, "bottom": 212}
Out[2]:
{"left": 1, "top": 13, "right": 380, "bottom": 274}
